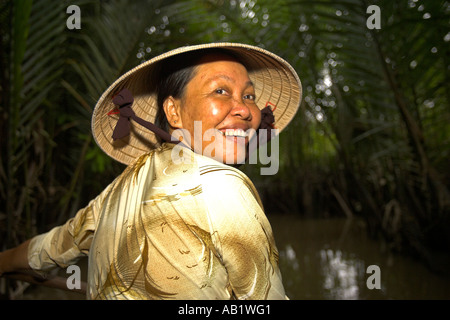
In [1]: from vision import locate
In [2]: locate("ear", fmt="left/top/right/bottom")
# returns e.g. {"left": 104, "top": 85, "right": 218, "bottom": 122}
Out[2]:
{"left": 163, "top": 96, "right": 182, "bottom": 129}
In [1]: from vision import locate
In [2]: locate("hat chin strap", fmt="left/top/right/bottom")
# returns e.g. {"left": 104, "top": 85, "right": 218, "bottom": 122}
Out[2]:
{"left": 111, "top": 88, "right": 275, "bottom": 147}
{"left": 111, "top": 88, "right": 178, "bottom": 144}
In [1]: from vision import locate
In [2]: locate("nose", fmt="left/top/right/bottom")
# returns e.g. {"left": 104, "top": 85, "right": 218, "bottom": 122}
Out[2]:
{"left": 230, "top": 97, "right": 252, "bottom": 120}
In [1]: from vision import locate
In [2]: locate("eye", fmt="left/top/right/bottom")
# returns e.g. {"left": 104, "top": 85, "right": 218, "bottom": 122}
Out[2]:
{"left": 215, "top": 88, "right": 227, "bottom": 95}
{"left": 243, "top": 94, "right": 256, "bottom": 101}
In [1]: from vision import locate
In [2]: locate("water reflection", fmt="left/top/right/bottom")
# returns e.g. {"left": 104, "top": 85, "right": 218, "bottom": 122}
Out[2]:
{"left": 284, "top": 244, "right": 299, "bottom": 271}
{"left": 320, "top": 249, "right": 361, "bottom": 299}
{"left": 271, "top": 215, "right": 450, "bottom": 300}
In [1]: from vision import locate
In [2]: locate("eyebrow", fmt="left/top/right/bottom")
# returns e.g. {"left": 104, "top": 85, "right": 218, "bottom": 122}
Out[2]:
{"left": 207, "top": 74, "right": 254, "bottom": 88}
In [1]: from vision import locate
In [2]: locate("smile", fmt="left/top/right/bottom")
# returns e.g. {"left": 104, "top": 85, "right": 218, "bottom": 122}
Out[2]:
{"left": 220, "top": 129, "right": 249, "bottom": 138}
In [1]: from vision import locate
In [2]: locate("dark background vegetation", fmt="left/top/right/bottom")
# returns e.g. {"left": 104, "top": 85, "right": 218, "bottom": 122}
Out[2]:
{"left": 1, "top": 0, "right": 449, "bottom": 293}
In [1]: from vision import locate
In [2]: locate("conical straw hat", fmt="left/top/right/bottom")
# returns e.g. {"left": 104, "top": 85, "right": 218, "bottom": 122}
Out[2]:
{"left": 91, "top": 42, "right": 302, "bottom": 165}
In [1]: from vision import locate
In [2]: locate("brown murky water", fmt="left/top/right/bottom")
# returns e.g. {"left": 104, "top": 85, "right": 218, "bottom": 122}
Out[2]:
{"left": 270, "top": 215, "right": 450, "bottom": 299}
{"left": 11, "top": 216, "right": 450, "bottom": 300}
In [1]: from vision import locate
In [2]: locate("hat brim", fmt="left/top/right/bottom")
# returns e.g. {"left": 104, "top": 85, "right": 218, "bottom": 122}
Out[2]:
{"left": 91, "top": 42, "right": 302, "bottom": 166}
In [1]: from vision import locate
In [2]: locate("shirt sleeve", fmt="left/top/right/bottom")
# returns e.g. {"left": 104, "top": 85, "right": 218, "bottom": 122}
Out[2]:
{"left": 199, "top": 167, "right": 288, "bottom": 300}
{"left": 27, "top": 190, "right": 105, "bottom": 275}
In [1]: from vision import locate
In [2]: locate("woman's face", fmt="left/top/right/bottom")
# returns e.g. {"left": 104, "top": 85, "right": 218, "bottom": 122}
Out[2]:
{"left": 166, "top": 54, "right": 262, "bottom": 164}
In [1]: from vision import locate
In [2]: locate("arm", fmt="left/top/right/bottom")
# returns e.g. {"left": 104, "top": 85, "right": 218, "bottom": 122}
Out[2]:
{"left": 0, "top": 197, "right": 97, "bottom": 279}
{"left": 0, "top": 239, "right": 32, "bottom": 276}
{"left": 200, "top": 168, "right": 287, "bottom": 300}
{"left": 1, "top": 173, "right": 117, "bottom": 278}
{"left": 0, "top": 208, "right": 94, "bottom": 278}
{"left": 0, "top": 239, "right": 87, "bottom": 295}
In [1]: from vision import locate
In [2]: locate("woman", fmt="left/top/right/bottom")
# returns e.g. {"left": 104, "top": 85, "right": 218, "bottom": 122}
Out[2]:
{"left": 0, "top": 43, "right": 302, "bottom": 299}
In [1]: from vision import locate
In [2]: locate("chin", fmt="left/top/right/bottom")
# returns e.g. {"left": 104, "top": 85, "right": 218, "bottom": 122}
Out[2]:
{"left": 219, "top": 144, "right": 248, "bottom": 165}
{"left": 201, "top": 133, "right": 249, "bottom": 165}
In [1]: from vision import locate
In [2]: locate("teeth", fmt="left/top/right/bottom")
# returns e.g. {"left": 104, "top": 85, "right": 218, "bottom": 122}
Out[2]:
{"left": 222, "top": 129, "right": 248, "bottom": 137}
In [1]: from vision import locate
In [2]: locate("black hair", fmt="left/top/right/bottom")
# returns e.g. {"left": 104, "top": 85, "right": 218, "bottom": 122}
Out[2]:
{"left": 155, "top": 53, "right": 199, "bottom": 132}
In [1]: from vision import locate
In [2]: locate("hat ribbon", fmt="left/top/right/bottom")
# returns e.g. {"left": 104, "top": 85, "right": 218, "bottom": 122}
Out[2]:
{"left": 257, "top": 105, "right": 275, "bottom": 144}
{"left": 259, "top": 106, "right": 275, "bottom": 130}
{"left": 111, "top": 88, "right": 275, "bottom": 144}
{"left": 111, "top": 88, "right": 178, "bottom": 144}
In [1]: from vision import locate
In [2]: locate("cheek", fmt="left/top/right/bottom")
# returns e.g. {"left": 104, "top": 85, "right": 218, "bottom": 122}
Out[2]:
{"left": 201, "top": 103, "right": 227, "bottom": 129}
{"left": 189, "top": 101, "right": 221, "bottom": 120}
{"left": 210, "top": 106, "right": 219, "bottom": 116}
{"left": 182, "top": 102, "right": 224, "bottom": 140}
{"left": 208, "top": 103, "right": 228, "bottom": 121}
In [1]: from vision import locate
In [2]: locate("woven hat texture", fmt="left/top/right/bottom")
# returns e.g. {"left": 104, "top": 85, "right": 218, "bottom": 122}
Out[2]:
{"left": 91, "top": 42, "right": 302, "bottom": 165}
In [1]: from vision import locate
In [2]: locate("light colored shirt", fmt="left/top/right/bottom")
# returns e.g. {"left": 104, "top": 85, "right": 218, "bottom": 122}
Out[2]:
{"left": 27, "top": 143, "right": 287, "bottom": 300}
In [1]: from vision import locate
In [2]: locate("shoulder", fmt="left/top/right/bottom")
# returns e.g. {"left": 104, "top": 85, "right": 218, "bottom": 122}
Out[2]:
{"left": 195, "top": 152, "right": 263, "bottom": 207}
{"left": 120, "top": 143, "right": 264, "bottom": 211}
{"left": 115, "top": 143, "right": 195, "bottom": 188}
{"left": 150, "top": 144, "right": 260, "bottom": 196}
{"left": 192, "top": 153, "right": 268, "bottom": 235}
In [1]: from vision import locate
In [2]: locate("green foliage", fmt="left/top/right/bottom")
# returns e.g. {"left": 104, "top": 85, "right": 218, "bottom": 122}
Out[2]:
{"left": 1, "top": 0, "right": 449, "bottom": 270}
{"left": 142, "top": 0, "right": 450, "bottom": 262}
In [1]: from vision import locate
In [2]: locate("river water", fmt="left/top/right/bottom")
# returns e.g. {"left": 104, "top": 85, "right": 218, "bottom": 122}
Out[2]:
{"left": 18, "top": 215, "right": 450, "bottom": 300}
{"left": 270, "top": 215, "right": 450, "bottom": 299}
